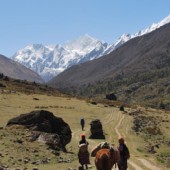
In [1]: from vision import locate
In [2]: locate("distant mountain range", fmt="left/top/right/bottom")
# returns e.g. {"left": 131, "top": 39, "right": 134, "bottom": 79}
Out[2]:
{"left": 48, "top": 22, "right": 170, "bottom": 109}
{"left": 12, "top": 35, "right": 113, "bottom": 82}
{"left": 0, "top": 55, "right": 44, "bottom": 83}
{"left": 12, "top": 15, "right": 170, "bottom": 82}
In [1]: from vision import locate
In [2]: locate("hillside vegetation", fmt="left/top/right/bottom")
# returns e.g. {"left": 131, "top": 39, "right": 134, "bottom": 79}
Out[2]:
{"left": 77, "top": 67, "right": 170, "bottom": 110}
{"left": 0, "top": 77, "right": 170, "bottom": 170}
{"left": 48, "top": 23, "right": 170, "bottom": 110}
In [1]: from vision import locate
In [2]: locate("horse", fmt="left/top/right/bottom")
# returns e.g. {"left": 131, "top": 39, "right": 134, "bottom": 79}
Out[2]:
{"left": 95, "top": 148, "right": 120, "bottom": 170}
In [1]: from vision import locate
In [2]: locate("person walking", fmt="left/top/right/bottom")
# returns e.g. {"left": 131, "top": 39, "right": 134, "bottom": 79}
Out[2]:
{"left": 79, "top": 134, "right": 88, "bottom": 145}
{"left": 80, "top": 118, "right": 85, "bottom": 131}
{"left": 78, "top": 134, "right": 90, "bottom": 169}
{"left": 117, "top": 137, "right": 130, "bottom": 170}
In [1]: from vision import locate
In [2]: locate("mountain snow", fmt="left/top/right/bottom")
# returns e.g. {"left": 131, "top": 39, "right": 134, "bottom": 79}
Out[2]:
{"left": 12, "top": 15, "right": 170, "bottom": 82}
{"left": 109, "top": 15, "right": 170, "bottom": 50}
{"left": 12, "top": 34, "right": 112, "bottom": 81}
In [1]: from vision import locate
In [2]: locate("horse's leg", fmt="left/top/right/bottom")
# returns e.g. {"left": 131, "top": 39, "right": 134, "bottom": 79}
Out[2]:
{"left": 85, "top": 164, "right": 88, "bottom": 169}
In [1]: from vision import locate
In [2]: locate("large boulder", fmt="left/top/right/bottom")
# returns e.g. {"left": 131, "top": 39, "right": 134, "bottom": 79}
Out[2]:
{"left": 89, "top": 119, "right": 105, "bottom": 139}
{"left": 106, "top": 93, "right": 117, "bottom": 100}
{"left": 6, "top": 110, "right": 72, "bottom": 151}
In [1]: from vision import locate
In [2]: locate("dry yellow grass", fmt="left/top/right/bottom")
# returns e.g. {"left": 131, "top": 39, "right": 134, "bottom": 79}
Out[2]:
{"left": 0, "top": 90, "right": 169, "bottom": 170}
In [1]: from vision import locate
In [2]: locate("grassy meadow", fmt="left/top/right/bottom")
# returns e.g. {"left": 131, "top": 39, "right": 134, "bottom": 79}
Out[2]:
{"left": 0, "top": 80, "right": 169, "bottom": 170}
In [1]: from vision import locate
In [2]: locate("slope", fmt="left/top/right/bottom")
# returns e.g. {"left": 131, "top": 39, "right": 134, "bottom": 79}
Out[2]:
{"left": 0, "top": 54, "right": 44, "bottom": 83}
{"left": 48, "top": 23, "right": 170, "bottom": 109}
{"left": 12, "top": 35, "right": 112, "bottom": 81}
{"left": 11, "top": 15, "right": 170, "bottom": 82}
{"left": 0, "top": 79, "right": 169, "bottom": 169}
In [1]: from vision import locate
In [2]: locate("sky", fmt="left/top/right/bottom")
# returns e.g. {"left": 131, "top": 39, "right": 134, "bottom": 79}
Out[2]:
{"left": 0, "top": 0, "right": 170, "bottom": 57}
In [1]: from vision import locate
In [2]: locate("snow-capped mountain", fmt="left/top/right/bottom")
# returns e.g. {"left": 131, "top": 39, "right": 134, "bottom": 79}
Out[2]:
{"left": 12, "top": 35, "right": 112, "bottom": 81}
{"left": 12, "top": 15, "right": 170, "bottom": 82}
{"left": 111, "top": 15, "right": 170, "bottom": 49}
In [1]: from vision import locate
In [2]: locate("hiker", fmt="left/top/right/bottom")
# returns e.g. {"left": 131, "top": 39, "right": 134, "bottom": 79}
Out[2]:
{"left": 117, "top": 137, "right": 130, "bottom": 170}
{"left": 78, "top": 134, "right": 90, "bottom": 169}
{"left": 80, "top": 118, "right": 85, "bottom": 131}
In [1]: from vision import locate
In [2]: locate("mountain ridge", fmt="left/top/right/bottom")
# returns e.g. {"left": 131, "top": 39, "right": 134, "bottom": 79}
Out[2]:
{"left": 48, "top": 22, "right": 170, "bottom": 109}
{"left": 12, "top": 35, "right": 112, "bottom": 81}
{"left": 12, "top": 15, "right": 170, "bottom": 81}
{"left": 0, "top": 54, "right": 44, "bottom": 83}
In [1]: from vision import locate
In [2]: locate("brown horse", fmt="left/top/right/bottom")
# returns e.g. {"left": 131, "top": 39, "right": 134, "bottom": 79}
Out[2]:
{"left": 95, "top": 148, "right": 120, "bottom": 170}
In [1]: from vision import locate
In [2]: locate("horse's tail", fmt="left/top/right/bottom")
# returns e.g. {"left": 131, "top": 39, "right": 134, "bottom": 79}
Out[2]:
{"left": 101, "top": 153, "right": 110, "bottom": 170}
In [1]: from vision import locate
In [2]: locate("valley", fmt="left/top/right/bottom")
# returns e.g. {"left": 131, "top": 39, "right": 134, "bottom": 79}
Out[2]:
{"left": 0, "top": 17, "right": 170, "bottom": 170}
{"left": 0, "top": 2, "right": 170, "bottom": 170}
{"left": 0, "top": 79, "right": 169, "bottom": 170}
{"left": 11, "top": 16, "right": 170, "bottom": 82}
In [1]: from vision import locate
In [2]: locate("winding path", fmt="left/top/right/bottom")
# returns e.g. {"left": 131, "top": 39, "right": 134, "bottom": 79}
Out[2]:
{"left": 71, "top": 108, "right": 163, "bottom": 170}
{"left": 113, "top": 110, "right": 162, "bottom": 170}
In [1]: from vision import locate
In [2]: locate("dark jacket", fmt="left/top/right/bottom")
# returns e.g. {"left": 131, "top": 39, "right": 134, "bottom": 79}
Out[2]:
{"left": 118, "top": 143, "right": 130, "bottom": 159}
{"left": 79, "top": 139, "right": 88, "bottom": 145}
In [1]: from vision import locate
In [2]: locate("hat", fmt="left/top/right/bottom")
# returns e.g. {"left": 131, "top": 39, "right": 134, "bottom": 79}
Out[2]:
{"left": 118, "top": 137, "right": 124, "bottom": 143}
{"left": 81, "top": 134, "right": 86, "bottom": 137}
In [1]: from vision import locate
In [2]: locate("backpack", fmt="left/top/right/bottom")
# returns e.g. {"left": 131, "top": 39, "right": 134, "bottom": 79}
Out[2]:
{"left": 100, "top": 141, "right": 110, "bottom": 149}
{"left": 79, "top": 143, "right": 88, "bottom": 153}
{"left": 91, "top": 142, "right": 111, "bottom": 157}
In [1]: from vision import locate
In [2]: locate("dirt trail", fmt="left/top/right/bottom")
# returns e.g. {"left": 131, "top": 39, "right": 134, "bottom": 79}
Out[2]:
{"left": 128, "top": 161, "right": 144, "bottom": 170}
{"left": 114, "top": 114, "right": 125, "bottom": 138}
{"left": 72, "top": 109, "right": 163, "bottom": 170}
{"left": 138, "top": 158, "right": 161, "bottom": 170}
{"left": 114, "top": 111, "right": 162, "bottom": 170}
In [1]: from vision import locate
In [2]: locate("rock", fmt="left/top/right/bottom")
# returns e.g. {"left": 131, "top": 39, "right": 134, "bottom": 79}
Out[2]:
{"left": 0, "top": 83, "right": 6, "bottom": 88}
{"left": 89, "top": 119, "right": 105, "bottom": 139}
{"left": 18, "top": 158, "right": 22, "bottom": 162}
{"left": 24, "top": 159, "right": 29, "bottom": 164}
{"left": 6, "top": 110, "right": 72, "bottom": 151}
{"left": 33, "top": 98, "right": 39, "bottom": 100}
{"left": 41, "top": 158, "right": 50, "bottom": 164}
{"left": 58, "top": 158, "right": 63, "bottom": 163}
{"left": 120, "top": 106, "right": 124, "bottom": 111}
{"left": 90, "top": 101, "right": 97, "bottom": 105}
{"left": 51, "top": 150, "right": 60, "bottom": 156}
{"left": 148, "top": 145, "right": 156, "bottom": 153}
{"left": 106, "top": 93, "right": 117, "bottom": 100}
{"left": 0, "top": 73, "right": 4, "bottom": 79}
{"left": 32, "top": 168, "right": 39, "bottom": 170}
{"left": 14, "top": 139, "right": 23, "bottom": 144}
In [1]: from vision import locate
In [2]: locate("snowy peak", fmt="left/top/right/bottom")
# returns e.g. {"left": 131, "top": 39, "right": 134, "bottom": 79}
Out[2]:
{"left": 12, "top": 14, "right": 170, "bottom": 82}
{"left": 159, "top": 15, "right": 170, "bottom": 25}
{"left": 114, "top": 33, "right": 131, "bottom": 48}
{"left": 12, "top": 35, "right": 111, "bottom": 81}
{"left": 133, "top": 15, "right": 170, "bottom": 37}
{"left": 64, "top": 34, "right": 98, "bottom": 48}
{"left": 63, "top": 34, "right": 104, "bottom": 54}
{"left": 112, "top": 15, "right": 170, "bottom": 50}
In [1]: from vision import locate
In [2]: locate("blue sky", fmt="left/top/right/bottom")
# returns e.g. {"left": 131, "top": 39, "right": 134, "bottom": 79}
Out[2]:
{"left": 0, "top": 0, "right": 170, "bottom": 57}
